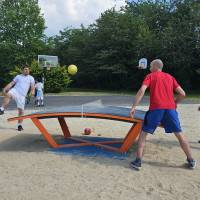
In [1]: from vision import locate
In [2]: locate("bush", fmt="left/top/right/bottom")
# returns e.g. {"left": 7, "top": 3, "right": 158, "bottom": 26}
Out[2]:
{"left": 9, "top": 60, "right": 71, "bottom": 93}
{"left": 44, "top": 66, "right": 71, "bottom": 93}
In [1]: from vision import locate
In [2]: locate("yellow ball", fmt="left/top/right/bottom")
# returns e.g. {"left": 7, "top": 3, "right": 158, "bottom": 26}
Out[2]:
{"left": 68, "top": 64, "right": 78, "bottom": 75}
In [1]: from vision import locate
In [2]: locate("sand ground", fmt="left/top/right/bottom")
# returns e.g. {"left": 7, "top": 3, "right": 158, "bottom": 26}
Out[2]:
{"left": 0, "top": 104, "right": 200, "bottom": 200}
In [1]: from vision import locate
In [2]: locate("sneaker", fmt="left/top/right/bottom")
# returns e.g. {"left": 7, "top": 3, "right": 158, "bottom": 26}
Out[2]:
{"left": 187, "top": 158, "right": 196, "bottom": 169}
{"left": 0, "top": 109, "right": 4, "bottom": 115}
{"left": 17, "top": 125, "right": 24, "bottom": 131}
{"left": 130, "top": 158, "right": 142, "bottom": 170}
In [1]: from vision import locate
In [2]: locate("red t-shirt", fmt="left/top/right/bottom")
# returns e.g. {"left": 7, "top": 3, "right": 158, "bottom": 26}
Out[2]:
{"left": 142, "top": 71, "right": 180, "bottom": 110}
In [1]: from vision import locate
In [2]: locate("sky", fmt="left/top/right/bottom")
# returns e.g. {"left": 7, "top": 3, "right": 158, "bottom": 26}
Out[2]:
{"left": 38, "top": 0, "right": 126, "bottom": 36}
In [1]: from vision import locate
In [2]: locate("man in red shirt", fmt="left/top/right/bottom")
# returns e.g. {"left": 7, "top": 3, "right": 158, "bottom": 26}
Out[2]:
{"left": 130, "top": 59, "right": 196, "bottom": 170}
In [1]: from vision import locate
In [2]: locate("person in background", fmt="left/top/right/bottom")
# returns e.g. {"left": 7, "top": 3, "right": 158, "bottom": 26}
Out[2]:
{"left": 35, "top": 79, "right": 44, "bottom": 107}
{"left": 34, "top": 81, "right": 38, "bottom": 105}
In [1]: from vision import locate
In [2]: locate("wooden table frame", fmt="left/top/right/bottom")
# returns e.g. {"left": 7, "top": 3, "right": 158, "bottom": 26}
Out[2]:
{"left": 8, "top": 112, "right": 143, "bottom": 153}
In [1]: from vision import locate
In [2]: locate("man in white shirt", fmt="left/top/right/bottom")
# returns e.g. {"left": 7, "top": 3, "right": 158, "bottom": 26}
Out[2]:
{"left": 0, "top": 65, "right": 35, "bottom": 131}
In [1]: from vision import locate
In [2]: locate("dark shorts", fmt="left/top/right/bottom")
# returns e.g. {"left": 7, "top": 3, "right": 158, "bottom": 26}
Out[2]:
{"left": 142, "top": 109, "right": 182, "bottom": 134}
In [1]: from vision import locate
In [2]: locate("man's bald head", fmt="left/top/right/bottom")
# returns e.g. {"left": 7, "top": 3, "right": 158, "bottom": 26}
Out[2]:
{"left": 150, "top": 59, "right": 163, "bottom": 72}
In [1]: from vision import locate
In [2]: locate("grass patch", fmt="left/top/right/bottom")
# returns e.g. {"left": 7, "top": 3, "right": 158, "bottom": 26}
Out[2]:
{"left": 185, "top": 90, "right": 200, "bottom": 100}
{"left": 46, "top": 88, "right": 136, "bottom": 96}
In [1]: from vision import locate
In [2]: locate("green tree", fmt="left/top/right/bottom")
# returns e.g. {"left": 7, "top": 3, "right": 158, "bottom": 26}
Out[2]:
{"left": 159, "top": 0, "right": 200, "bottom": 89}
{"left": 49, "top": 0, "right": 200, "bottom": 90}
{"left": 0, "top": 0, "right": 45, "bottom": 84}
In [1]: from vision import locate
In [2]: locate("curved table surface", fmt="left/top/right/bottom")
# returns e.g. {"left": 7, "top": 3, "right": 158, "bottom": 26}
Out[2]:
{"left": 7, "top": 106, "right": 147, "bottom": 151}
{"left": 8, "top": 106, "right": 146, "bottom": 122}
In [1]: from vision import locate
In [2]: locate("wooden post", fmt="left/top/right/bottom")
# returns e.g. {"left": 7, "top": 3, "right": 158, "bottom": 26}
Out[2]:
{"left": 119, "top": 122, "right": 142, "bottom": 153}
{"left": 31, "top": 118, "right": 59, "bottom": 148}
{"left": 58, "top": 117, "right": 71, "bottom": 138}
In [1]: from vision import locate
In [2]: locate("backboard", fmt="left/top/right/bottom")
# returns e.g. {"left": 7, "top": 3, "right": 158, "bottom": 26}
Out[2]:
{"left": 38, "top": 55, "right": 58, "bottom": 69}
{"left": 138, "top": 58, "right": 147, "bottom": 69}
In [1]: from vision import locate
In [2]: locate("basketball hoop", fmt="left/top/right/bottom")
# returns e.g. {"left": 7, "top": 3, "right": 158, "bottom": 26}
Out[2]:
{"left": 138, "top": 58, "right": 148, "bottom": 69}
{"left": 46, "top": 63, "right": 51, "bottom": 70}
{"left": 38, "top": 55, "right": 58, "bottom": 69}
{"left": 37, "top": 55, "right": 59, "bottom": 95}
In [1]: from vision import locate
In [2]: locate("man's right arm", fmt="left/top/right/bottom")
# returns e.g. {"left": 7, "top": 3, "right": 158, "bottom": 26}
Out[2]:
{"left": 130, "top": 85, "right": 148, "bottom": 118}
{"left": 175, "top": 86, "right": 186, "bottom": 104}
{"left": 3, "top": 81, "right": 15, "bottom": 94}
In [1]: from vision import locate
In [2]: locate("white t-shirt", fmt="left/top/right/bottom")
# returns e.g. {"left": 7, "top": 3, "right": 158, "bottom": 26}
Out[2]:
{"left": 35, "top": 82, "right": 44, "bottom": 91}
{"left": 13, "top": 74, "right": 35, "bottom": 97}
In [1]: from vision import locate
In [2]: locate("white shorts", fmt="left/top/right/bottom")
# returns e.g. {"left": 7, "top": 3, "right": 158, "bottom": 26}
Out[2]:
{"left": 8, "top": 88, "right": 26, "bottom": 110}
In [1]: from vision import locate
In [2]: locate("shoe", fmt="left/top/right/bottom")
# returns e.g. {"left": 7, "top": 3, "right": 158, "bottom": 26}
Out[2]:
{"left": 17, "top": 125, "right": 24, "bottom": 131}
{"left": 130, "top": 158, "right": 142, "bottom": 170}
{"left": 187, "top": 158, "right": 196, "bottom": 169}
{"left": 0, "top": 109, "right": 4, "bottom": 115}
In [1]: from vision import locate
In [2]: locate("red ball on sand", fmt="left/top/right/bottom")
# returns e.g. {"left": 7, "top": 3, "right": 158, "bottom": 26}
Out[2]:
{"left": 84, "top": 128, "right": 92, "bottom": 135}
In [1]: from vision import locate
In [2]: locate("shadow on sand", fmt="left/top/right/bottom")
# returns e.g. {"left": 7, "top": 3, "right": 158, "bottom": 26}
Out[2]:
{"left": 0, "top": 133, "right": 196, "bottom": 171}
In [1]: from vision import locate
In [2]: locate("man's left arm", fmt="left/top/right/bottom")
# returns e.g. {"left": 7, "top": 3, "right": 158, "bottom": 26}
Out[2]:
{"left": 130, "top": 85, "right": 148, "bottom": 118}
{"left": 174, "top": 86, "right": 186, "bottom": 104}
{"left": 30, "top": 77, "right": 35, "bottom": 96}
